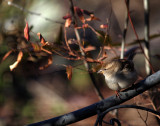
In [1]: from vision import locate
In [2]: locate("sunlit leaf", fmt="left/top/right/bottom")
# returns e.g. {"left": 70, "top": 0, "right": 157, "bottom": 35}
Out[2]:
{"left": 9, "top": 51, "right": 23, "bottom": 71}
{"left": 24, "top": 21, "right": 30, "bottom": 41}
{"left": 104, "top": 46, "right": 112, "bottom": 50}
{"left": 2, "top": 50, "right": 13, "bottom": 62}
{"left": 63, "top": 14, "right": 72, "bottom": 19}
{"left": 63, "top": 14, "right": 72, "bottom": 27}
{"left": 86, "top": 14, "right": 100, "bottom": 22}
{"left": 86, "top": 58, "right": 94, "bottom": 62}
{"left": 100, "top": 24, "right": 108, "bottom": 29}
{"left": 65, "top": 18, "right": 72, "bottom": 27}
{"left": 83, "top": 46, "right": 96, "bottom": 52}
{"left": 66, "top": 65, "right": 72, "bottom": 80}
{"left": 37, "top": 33, "right": 46, "bottom": 45}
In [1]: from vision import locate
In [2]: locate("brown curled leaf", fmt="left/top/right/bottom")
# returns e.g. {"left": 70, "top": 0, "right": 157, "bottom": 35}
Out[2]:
{"left": 66, "top": 65, "right": 72, "bottom": 80}
{"left": 9, "top": 51, "right": 23, "bottom": 71}
{"left": 83, "top": 46, "right": 96, "bottom": 52}
{"left": 2, "top": 50, "right": 13, "bottom": 62}
{"left": 37, "top": 33, "right": 46, "bottom": 45}
{"left": 86, "top": 14, "right": 100, "bottom": 22}
{"left": 100, "top": 24, "right": 108, "bottom": 29}
{"left": 63, "top": 14, "right": 72, "bottom": 27}
{"left": 24, "top": 21, "right": 30, "bottom": 41}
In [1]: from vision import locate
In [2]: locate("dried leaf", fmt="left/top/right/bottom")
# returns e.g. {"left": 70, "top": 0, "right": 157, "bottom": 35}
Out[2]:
{"left": 104, "top": 46, "right": 112, "bottom": 50}
{"left": 86, "top": 58, "right": 94, "bottom": 62}
{"left": 24, "top": 21, "right": 30, "bottom": 41}
{"left": 83, "top": 46, "right": 96, "bottom": 52}
{"left": 63, "top": 14, "right": 72, "bottom": 27}
{"left": 39, "top": 56, "right": 53, "bottom": 70}
{"left": 63, "top": 14, "right": 72, "bottom": 19}
{"left": 74, "top": 6, "right": 85, "bottom": 23}
{"left": 86, "top": 14, "right": 100, "bottom": 22}
{"left": 37, "top": 33, "right": 46, "bottom": 45}
{"left": 9, "top": 51, "right": 23, "bottom": 71}
{"left": 65, "top": 18, "right": 72, "bottom": 27}
{"left": 66, "top": 65, "right": 72, "bottom": 80}
{"left": 2, "top": 50, "right": 13, "bottom": 62}
{"left": 100, "top": 24, "right": 108, "bottom": 29}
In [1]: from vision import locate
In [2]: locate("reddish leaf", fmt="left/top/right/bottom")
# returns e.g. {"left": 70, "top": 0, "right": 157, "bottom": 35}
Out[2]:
{"left": 2, "top": 50, "right": 13, "bottom": 62}
{"left": 63, "top": 14, "right": 72, "bottom": 19}
{"left": 63, "top": 14, "right": 72, "bottom": 27}
{"left": 104, "top": 46, "right": 112, "bottom": 50}
{"left": 37, "top": 33, "right": 46, "bottom": 45}
{"left": 74, "top": 6, "right": 85, "bottom": 23}
{"left": 9, "top": 51, "right": 23, "bottom": 71}
{"left": 86, "top": 58, "right": 94, "bottom": 62}
{"left": 65, "top": 18, "right": 72, "bottom": 27}
{"left": 24, "top": 21, "right": 30, "bottom": 41}
{"left": 83, "top": 46, "right": 96, "bottom": 52}
{"left": 86, "top": 14, "right": 100, "bottom": 22}
{"left": 100, "top": 24, "right": 108, "bottom": 29}
{"left": 66, "top": 65, "right": 72, "bottom": 80}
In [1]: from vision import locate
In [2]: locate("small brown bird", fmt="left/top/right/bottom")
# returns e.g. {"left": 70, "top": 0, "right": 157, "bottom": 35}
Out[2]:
{"left": 98, "top": 58, "right": 137, "bottom": 96}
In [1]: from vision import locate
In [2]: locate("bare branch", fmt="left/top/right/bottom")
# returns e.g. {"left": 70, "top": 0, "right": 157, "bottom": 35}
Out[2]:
{"left": 69, "top": 0, "right": 104, "bottom": 100}
{"left": 26, "top": 70, "right": 160, "bottom": 126}
{"left": 143, "top": 0, "right": 151, "bottom": 75}
{"left": 120, "top": 0, "right": 129, "bottom": 59}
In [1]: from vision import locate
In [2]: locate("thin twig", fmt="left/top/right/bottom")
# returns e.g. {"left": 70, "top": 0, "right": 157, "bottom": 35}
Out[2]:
{"left": 137, "top": 109, "right": 148, "bottom": 126}
{"left": 95, "top": 105, "right": 160, "bottom": 126}
{"left": 124, "top": 0, "right": 154, "bottom": 73}
{"left": 26, "top": 70, "right": 160, "bottom": 126}
{"left": 120, "top": 0, "right": 129, "bottom": 59}
{"left": 69, "top": 0, "right": 104, "bottom": 100}
{"left": 143, "top": 0, "right": 151, "bottom": 75}
{"left": 64, "top": 26, "right": 75, "bottom": 56}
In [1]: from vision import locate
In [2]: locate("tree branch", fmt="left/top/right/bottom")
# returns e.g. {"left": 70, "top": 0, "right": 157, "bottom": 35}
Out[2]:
{"left": 95, "top": 105, "right": 160, "bottom": 126}
{"left": 26, "top": 70, "right": 160, "bottom": 126}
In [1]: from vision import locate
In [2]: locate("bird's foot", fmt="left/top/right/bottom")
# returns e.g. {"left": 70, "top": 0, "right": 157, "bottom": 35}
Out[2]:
{"left": 115, "top": 91, "right": 121, "bottom": 99}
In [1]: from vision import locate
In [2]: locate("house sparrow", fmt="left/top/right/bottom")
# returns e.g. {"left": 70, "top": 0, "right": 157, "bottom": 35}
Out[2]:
{"left": 98, "top": 58, "right": 137, "bottom": 96}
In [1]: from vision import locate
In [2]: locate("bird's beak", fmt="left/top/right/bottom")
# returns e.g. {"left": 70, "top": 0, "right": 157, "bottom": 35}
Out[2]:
{"left": 97, "top": 69, "right": 103, "bottom": 74}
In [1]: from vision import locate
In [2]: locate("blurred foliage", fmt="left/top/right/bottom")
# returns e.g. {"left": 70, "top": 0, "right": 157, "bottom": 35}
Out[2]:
{"left": 71, "top": 64, "right": 91, "bottom": 92}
